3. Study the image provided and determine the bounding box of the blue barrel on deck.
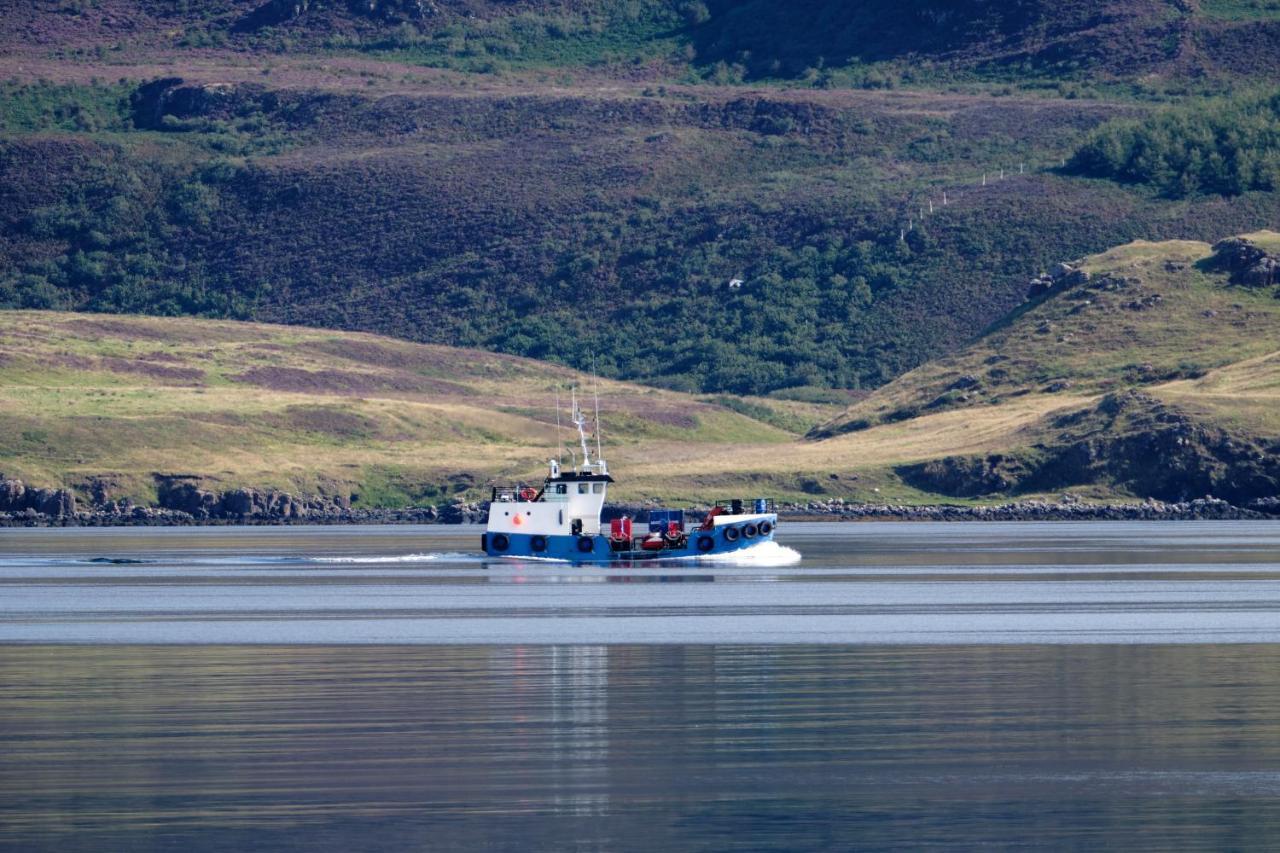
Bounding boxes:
[754,498,767,514]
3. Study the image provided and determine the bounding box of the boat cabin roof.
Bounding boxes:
[546,472,614,484]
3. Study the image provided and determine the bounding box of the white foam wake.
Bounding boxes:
[684,541,803,567]
[309,553,452,564]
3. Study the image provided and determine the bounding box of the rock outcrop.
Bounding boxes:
[154,477,358,521]
[1213,237,1280,288]
[0,478,76,518]
[779,496,1268,522]
[1027,261,1090,300]
[131,79,281,130]
[897,392,1280,505]
[0,473,478,527]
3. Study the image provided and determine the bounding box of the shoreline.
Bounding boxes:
[3,496,1276,527]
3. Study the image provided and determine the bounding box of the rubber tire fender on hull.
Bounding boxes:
[723,526,740,542]
[759,520,773,536]
[577,536,595,553]
[531,535,548,553]
[490,533,510,552]
[697,535,715,552]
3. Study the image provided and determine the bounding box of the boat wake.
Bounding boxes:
[307,552,481,565]
[683,541,802,567]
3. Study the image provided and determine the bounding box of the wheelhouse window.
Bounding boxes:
[593,483,604,493]
[578,483,590,494]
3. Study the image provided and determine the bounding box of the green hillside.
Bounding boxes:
[4,74,1279,397]
[3,231,1277,511]
[3,1,1280,400]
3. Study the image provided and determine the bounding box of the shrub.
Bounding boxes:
[1068,90,1280,197]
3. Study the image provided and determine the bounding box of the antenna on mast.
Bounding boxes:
[570,386,593,473]
[567,387,578,470]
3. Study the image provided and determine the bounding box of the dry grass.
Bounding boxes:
[819,235,1280,437]
[1153,348,1280,434]
[623,395,1090,501]
[0,310,833,504]
[0,309,1112,504]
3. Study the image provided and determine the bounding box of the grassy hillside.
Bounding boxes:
[1,3,1278,408]
[0,309,839,506]
[5,69,1280,397]
[810,232,1280,503]
[5,226,1278,511]
[0,306,1136,508]
[816,234,1280,434]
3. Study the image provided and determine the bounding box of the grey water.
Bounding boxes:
[3,521,1280,849]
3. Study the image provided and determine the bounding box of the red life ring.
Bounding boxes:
[519,487,538,501]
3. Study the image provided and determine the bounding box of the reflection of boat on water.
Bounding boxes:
[481,390,778,564]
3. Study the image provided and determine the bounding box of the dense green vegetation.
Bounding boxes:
[3,1,1280,398]
[3,73,1279,396]
[85,0,1273,91]
[323,2,690,73]
[0,81,131,133]
[1200,0,1280,21]
[1069,91,1280,197]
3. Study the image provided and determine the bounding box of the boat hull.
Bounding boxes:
[483,515,778,563]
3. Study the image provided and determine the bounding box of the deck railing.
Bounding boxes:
[713,498,777,515]
[491,484,540,503]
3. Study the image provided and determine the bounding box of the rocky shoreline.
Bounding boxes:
[2,476,1277,528]
[779,496,1280,522]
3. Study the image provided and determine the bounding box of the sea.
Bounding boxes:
[3,521,1280,850]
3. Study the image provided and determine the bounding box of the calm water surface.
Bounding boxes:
[3,522,1280,849]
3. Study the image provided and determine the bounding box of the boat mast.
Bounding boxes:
[571,387,593,473]
[551,385,564,478]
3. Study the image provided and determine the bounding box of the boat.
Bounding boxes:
[481,390,778,563]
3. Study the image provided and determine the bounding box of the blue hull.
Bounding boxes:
[483,517,778,564]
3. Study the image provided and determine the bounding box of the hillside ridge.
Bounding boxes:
[3,229,1278,517]
[810,231,1280,503]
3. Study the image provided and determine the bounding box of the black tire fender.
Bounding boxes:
[491,533,510,552]
[743,523,759,539]
[577,536,595,553]
[697,535,715,552]
[531,535,548,553]
[723,526,740,542]
[758,520,773,536]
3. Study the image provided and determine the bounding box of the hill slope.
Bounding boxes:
[4,1,1280,399]
[4,228,1279,515]
[0,309,835,509]
[6,0,1276,82]
[6,70,1280,398]
[810,231,1280,503]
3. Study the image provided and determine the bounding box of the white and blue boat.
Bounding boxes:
[482,392,777,563]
